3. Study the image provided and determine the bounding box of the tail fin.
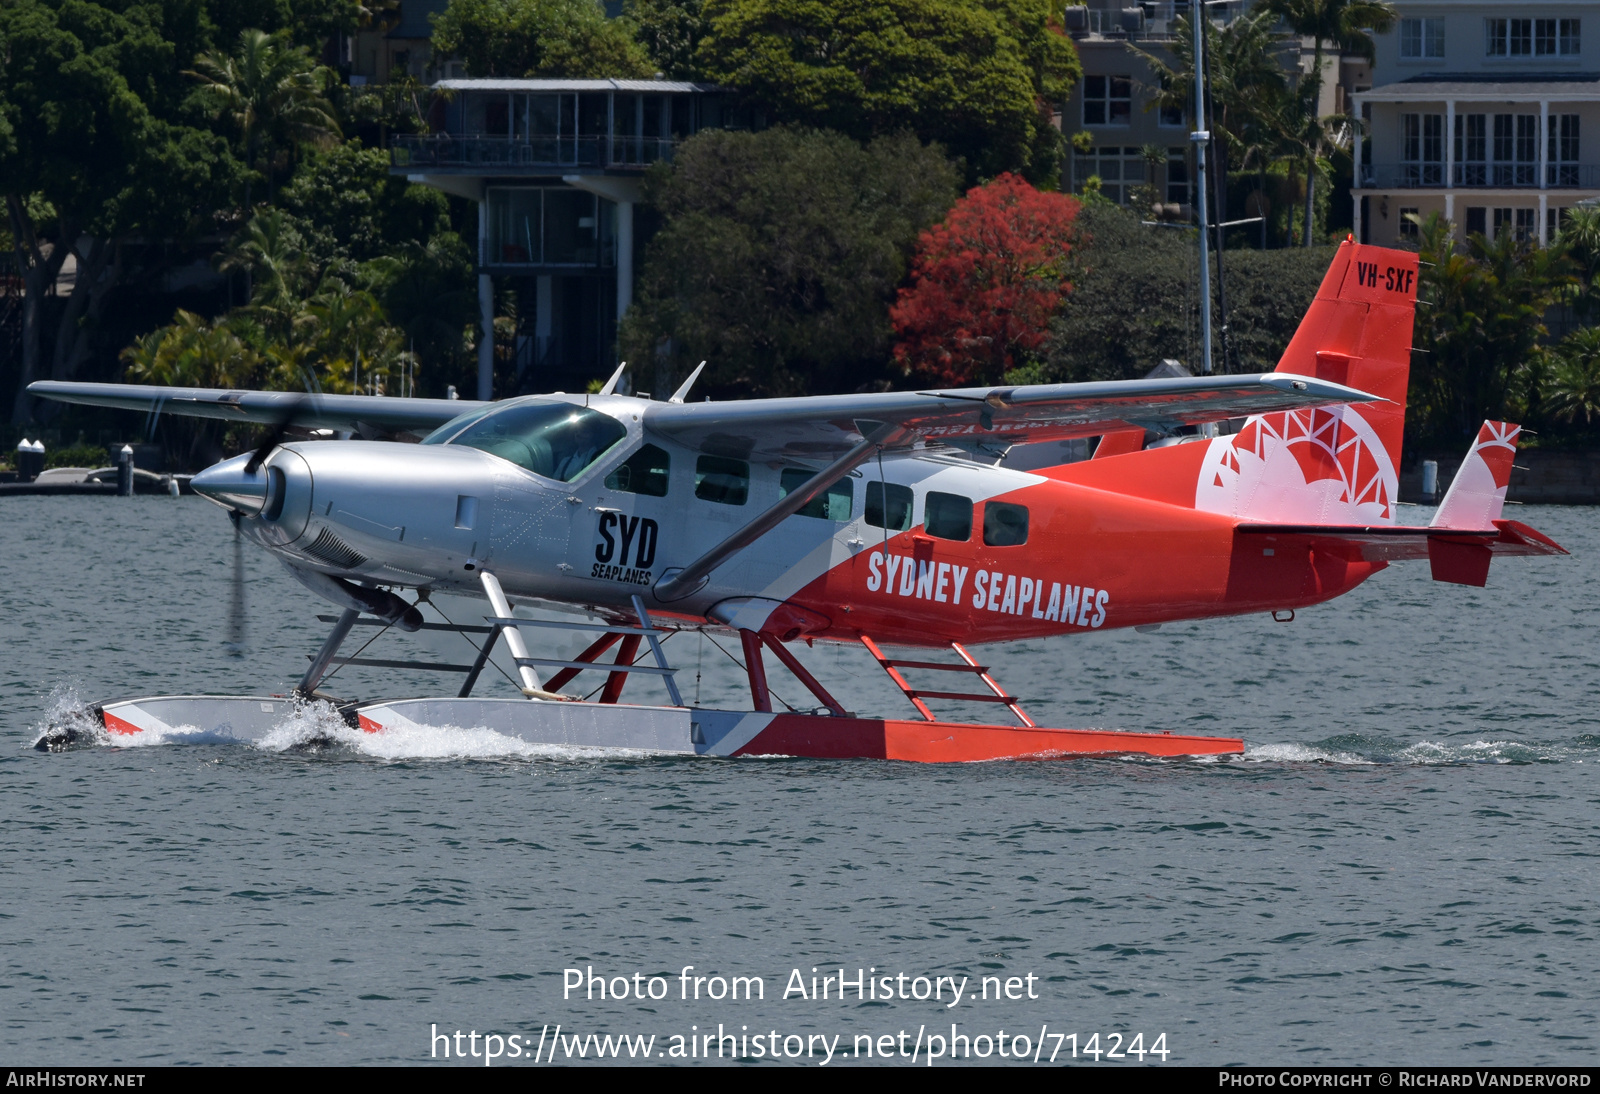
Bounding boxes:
[1191,239,1418,524]
[1432,421,1520,530]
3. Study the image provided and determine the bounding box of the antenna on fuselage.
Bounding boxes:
[597,361,628,396]
[668,361,707,404]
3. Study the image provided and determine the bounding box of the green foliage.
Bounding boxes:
[279,141,450,261]
[619,127,960,397]
[626,0,709,78]
[1031,203,1332,384]
[45,443,114,469]
[1548,327,1600,428]
[1410,212,1575,444]
[187,28,342,203]
[695,0,1080,184]
[430,0,654,78]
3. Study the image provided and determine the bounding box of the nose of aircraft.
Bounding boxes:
[191,453,268,515]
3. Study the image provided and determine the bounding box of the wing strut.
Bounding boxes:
[653,422,906,602]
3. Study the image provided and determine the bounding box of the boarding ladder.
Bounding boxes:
[859,636,1035,728]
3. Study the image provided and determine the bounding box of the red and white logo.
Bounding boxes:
[1194,406,1399,524]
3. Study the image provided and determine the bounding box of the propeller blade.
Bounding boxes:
[223,511,247,658]
[243,394,308,474]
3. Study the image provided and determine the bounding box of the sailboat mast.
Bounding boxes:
[1192,1,1214,375]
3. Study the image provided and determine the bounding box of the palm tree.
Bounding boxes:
[1549,327,1600,427]
[1132,11,1290,240]
[1259,0,1397,244]
[188,29,342,206]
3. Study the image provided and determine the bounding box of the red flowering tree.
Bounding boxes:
[891,173,1081,386]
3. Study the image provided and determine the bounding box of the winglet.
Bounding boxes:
[1432,421,1520,530]
[669,361,707,404]
[598,361,628,396]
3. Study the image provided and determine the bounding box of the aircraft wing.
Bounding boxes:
[643,373,1379,460]
[26,381,487,438]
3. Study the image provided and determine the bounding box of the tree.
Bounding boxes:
[1409,212,1574,443]
[188,29,342,207]
[0,0,242,423]
[695,0,1080,184]
[1546,328,1600,429]
[1133,10,1291,241]
[1028,202,1334,384]
[891,173,1079,386]
[619,127,959,397]
[626,0,710,78]
[1259,0,1395,245]
[278,140,451,262]
[430,0,654,78]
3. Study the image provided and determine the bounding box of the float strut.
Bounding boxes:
[545,631,622,694]
[479,571,548,697]
[600,635,641,704]
[297,608,359,697]
[456,624,504,699]
[739,629,772,713]
[760,633,846,716]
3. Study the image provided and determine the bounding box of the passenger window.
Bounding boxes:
[694,455,749,505]
[605,443,670,496]
[924,491,973,541]
[983,501,1029,546]
[780,468,852,521]
[865,481,913,531]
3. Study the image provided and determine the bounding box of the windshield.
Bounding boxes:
[423,401,626,482]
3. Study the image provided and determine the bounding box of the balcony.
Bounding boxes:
[1063,2,1245,42]
[1360,162,1600,189]
[391,134,674,172]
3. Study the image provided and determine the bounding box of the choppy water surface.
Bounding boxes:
[2,497,1596,1065]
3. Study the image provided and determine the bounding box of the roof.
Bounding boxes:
[1358,72,1600,99]
[432,78,720,93]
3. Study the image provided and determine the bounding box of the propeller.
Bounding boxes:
[223,510,247,658]
[244,394,308,475]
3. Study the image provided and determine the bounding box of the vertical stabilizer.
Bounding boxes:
[1432,421,1520,530]
[1191,240,1418,524]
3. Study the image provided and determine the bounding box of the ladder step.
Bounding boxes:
[909,690,1017,703]
[514,656,677,676]
[317,656,478,672]
[490,616,663,636]
[885,659,990,673]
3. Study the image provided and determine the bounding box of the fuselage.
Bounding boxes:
[219,393,1381,649]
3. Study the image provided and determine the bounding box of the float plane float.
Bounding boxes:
[29,241,1565,760]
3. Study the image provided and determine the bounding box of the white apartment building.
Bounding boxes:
[1354,4,1600,245]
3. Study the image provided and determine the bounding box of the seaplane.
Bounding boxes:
[27,240,1567,760]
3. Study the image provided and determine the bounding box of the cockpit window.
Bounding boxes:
[423,401,626,482]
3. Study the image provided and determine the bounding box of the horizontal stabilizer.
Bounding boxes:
[1237,519,1567,587]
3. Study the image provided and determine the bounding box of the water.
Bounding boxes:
[2,497,1596,1065]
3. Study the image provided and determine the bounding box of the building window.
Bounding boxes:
[1167,148,1189,204]
[1399,207,1419,239]
[1534,18,1581,55]
[1074,146,1148,204]
[1466,206,1487,236]
[1492,114,1537,186]
[1082,75,1132,126]
[1402,113,1443,185]
[1159,101,1185,127]
[1549,206,1571,238]
[486,187,616,267]
[1401,18,1445,59]
[1493,207,1536,242]
[1549,114,1580,185]
[1486,18,1534,56]
[1455,113,1487,185]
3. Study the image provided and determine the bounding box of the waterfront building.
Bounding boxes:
[390,79,751,399]
[1354,4,1600,245]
